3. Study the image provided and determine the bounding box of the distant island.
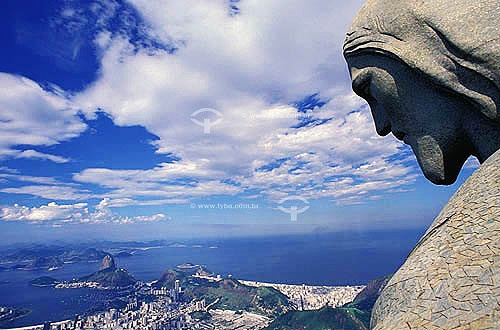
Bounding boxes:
[29,276,60,287]
[176,262,199,269]
[167,243,187,248]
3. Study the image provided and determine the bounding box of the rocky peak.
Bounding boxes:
[100,254,116,271]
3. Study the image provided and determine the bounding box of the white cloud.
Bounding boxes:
[112,214,169,225]
[69,110,416,204]
[73,161,242,201]
[0,200,170,225]
[0,185,92,201]
[0,202,89,223]
[0,173,61,185]
[13,149,70,163]
[0,167,19,174]
[0,73,87,160]
[2,1,420,209]
[67,0,419,206]
[96,197,188,208]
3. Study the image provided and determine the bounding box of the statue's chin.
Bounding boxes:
[406,135,459,185]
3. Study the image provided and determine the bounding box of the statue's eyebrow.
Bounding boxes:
[343,39,385,56]
[379,31,403,42]
[343,34,367,47]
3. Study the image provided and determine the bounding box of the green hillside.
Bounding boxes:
[203,279,291,316]
[264,306,368,330]
[156,268,189,287]
[156,269,291,317]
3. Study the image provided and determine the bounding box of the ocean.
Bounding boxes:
[0,230,423,328]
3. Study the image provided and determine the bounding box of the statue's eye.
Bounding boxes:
[352,71,372,100]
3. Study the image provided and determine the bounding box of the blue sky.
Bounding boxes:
[0,0,479,243]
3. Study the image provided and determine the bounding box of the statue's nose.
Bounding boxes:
[370,104,391,136]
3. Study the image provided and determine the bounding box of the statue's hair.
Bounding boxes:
[343,0,500,124]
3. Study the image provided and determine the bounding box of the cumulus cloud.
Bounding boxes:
[0,173,61,185]
[0,185,92,201]
[69,109,416,205]
[96,197,188,208]
[0,73,86,160]
[67,0,420,206]
[0,171,92,200]
[0,202,89,223]
[0,200,170,225]
[2,0,421,209]
[0,167,19,174]
[12,150,70,163]
[73,161,242,202]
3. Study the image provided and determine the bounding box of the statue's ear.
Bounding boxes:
[456,87,499,125]
[426,64,499,125]
[447,62,500,124]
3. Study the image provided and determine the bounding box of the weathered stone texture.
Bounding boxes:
[371,150,500,329]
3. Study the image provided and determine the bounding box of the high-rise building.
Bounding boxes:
[72,315,80,330]
[109,309,118,320]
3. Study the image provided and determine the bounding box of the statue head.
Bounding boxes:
[343,0,500,185]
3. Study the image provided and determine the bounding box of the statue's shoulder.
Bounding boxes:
[424,149,500,236]
[371,149,500,329]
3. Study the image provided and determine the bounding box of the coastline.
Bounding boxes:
[0,278,366,329]
[0,309,32,329]
[0,318,68,330]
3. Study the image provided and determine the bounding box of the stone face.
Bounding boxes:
[370,150,500,329]
[342,0,500,328]
[343,0,500,185]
